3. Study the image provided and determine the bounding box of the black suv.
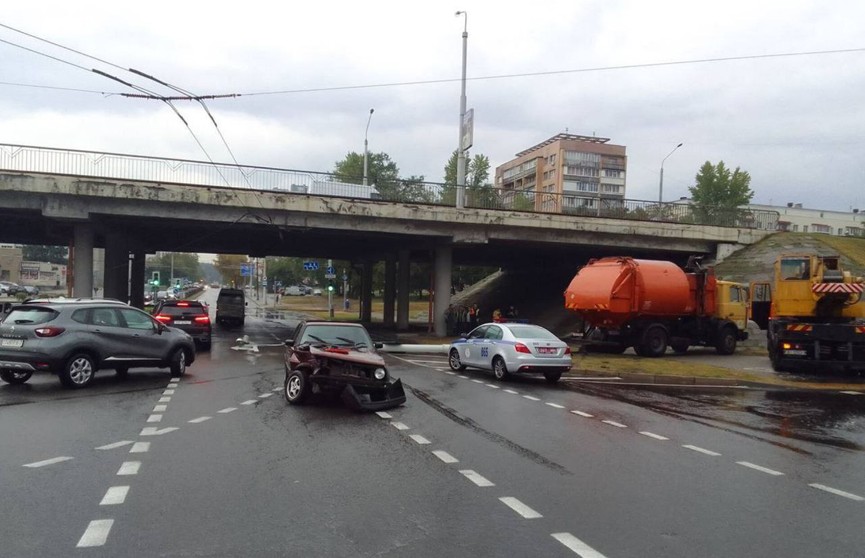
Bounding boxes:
[0,299,195,388]
[283,321,405,411]
[152,300,212,349]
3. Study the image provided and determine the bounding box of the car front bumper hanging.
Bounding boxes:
[341,378,407,412]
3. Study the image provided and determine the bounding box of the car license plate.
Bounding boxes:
[538,347,556,354]
[174,320,191,325]
[784,349,807,356]
[1,339,24,348]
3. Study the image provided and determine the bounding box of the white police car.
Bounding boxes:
[448,322,572,383]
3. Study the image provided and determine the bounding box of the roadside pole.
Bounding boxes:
[327,259,334,319]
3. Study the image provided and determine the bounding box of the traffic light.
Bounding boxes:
[327,281,335,293]
[151,271,160,286]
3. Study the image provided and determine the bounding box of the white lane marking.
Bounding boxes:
[840,391,863,395]
[96,441,133,451]
[272,387,283,392]
[218,407,238,414]
[241,399,258,405]
[551,532,608,557]
[375,411,392,419]
[146,414,163,423]
[409,434,431,445]
[602,420,627,428]
[189,416,212,424]
[99,486,130,505]
[545,402,565,409]
[391,422,410,431]
[485,383,500,389]
[158,397,171,403]
[504,389,519,395]
[444,371,457,376]
[117,461,141,475]
[168,378,180,383]
[736,461,785,476]
[23,456,73,468]
[163,389,175,395]
[408,359,448,365]
[471,379,484,384]
[570,410,594,418]
[499,497,543,519]
[76,519,114,548]
[683,444,721,456]
[458,375,469,379]
[129,442,150,454]
[809,483,865,501]
[153,404,168,413]
[639,431,669,441]
[432,450,459,464]
[523,395,540,401]
[258,393,273,398]
[459,469,495,487]
[140,426,178,436]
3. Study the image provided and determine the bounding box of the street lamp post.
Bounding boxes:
[363,108,374,187]
[659,142,683,204]
[455,10,468,209]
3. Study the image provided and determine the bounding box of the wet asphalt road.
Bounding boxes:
[1,294,864,557]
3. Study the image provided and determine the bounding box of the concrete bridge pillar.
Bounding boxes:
[103,233,129,301]
[360,260,373,323]
[383,254,396,328]
[397,250,410,330]
[129,250,146,308]
[433,244,452,337]
[72,224,94,298]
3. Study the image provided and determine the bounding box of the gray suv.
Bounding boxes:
[0,299,195,388]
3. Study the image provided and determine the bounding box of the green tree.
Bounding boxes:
[22,244,68,264]
[442,151,496,207]
[688,161,754,226]
[145,252,201,286]
[213,254,248,288]
[333,151,399,193]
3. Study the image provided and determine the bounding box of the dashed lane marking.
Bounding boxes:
[129,442,150,454]
[189,416,212,424]
[146,414,163,423]
[218,407,238,414]
[459,469,495,487]
[157,397,171,403]
[99,486,130,506]
[639,431,669,441]
[458,375,469,379]
[809,484,864,501]
[23,456,73,468]
[471,379,484,384]
[163,389,175,395]
[551,532,608,557]
[504,389,519,395]
[140,426,178,436]
[391,422,410,431]
[409,434,431,445]
[840,391,863,395]
[523,395,541,401]
[169,378,180,383]
[272,387,283,392]
[683,444,721,456]
[602,420,627,428]
[545,402,565,409]
[96,441,133,451]
[432,450,459,464]
[153,405,167,413]
[485,383,500,388]
[570,410,594,418]
[258,393,273,399]
[240,399,258,405]
[444,371,457,375]
[736,461,784,476]
[76,519,113,548]
[499,497,543,519]
[116,461,141,476]
[375,411,392,419]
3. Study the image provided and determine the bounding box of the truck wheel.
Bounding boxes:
[492,357,510,381]
[715,327,737,355]
[0,369,32,384]
[285,370,310,404]
[671,340,689,354]
[639,326,668,358]
[59,354,95,388]
[448,349,467,371]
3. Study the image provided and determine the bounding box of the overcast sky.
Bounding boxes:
[2,0,865,212]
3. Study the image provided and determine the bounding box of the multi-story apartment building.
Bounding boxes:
[748,202,865,237]
[494,133,627,213]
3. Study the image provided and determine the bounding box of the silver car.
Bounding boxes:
[448,322,572,383]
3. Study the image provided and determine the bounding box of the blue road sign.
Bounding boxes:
[240,263,251,277]
[303,261,320,271]
[326,266,335,274]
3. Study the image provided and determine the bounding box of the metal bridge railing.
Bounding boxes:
[0,143,779,230]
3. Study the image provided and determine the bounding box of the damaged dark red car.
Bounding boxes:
[283,321,406,411]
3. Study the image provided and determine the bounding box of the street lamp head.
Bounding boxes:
[455,10,463,15]
[369,108,374,115]
[677,142,683,148]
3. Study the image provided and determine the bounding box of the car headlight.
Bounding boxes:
[373,368,386,380]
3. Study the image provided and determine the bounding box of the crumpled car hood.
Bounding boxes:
[309,345,385,367]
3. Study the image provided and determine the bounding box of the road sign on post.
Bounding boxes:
[327,259,334,319]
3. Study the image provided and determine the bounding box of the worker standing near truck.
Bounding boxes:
[564,256,749,357]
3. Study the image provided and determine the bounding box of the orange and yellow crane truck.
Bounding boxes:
[563,256,749,357]
[763,254,865,373]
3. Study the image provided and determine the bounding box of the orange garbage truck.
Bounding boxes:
[564,256,749,357]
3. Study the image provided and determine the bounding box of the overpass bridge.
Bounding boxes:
[0,144,778,335]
